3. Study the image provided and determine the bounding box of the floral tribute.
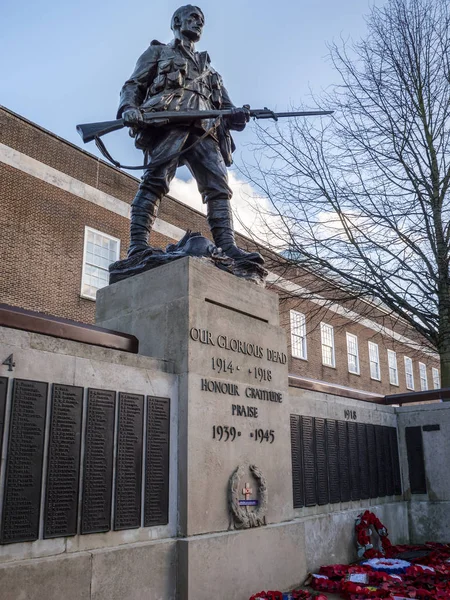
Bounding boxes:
[248,512,450,600]
[249,591,327,600]
[355,511,394,559]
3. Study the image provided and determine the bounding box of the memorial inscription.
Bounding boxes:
[1,379,48,544]
[0,377,8,460]
[194,324,286,453]
[114,392,144,530]
[200,378,283,403]
[81,388,115,535]
[44,384,83,538]
[144,396,170,527]
[190,328,287,363]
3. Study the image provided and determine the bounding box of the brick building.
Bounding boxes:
[0,105,440,398]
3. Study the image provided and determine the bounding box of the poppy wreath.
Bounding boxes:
[249,591,327,600]
[319,564,352,579]
[249,592,285,600]
[362,558,411,574]
[310,574,342,593]
[355,511,394,559]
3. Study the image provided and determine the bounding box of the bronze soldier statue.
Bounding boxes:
[76,6,332,279]
[118,5,263,263]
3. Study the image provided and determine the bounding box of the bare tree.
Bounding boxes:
[242,0,450,385]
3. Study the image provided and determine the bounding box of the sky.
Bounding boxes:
[1,0,384,221]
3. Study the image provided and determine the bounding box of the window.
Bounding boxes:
[290,310,307,360]
[320,323,335,367]
[346,333,360,374]
[368,342,381,380]
[419,363,428,391]
[432,367,440,390]
[404,357,414,390]
[387,350,399,386]
[81,227,120,300]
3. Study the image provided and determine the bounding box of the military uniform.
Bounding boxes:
[118,38,254,259]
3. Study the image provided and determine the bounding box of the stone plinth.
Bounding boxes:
[96,257,295,595]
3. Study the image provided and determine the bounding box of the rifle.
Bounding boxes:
[76,107,333,144]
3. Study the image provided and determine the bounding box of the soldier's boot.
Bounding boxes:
[128,191,161,258]
[207,199,264,264]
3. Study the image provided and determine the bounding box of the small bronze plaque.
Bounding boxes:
[81,389,115,534]
[144,397,170,527]
[1,379,48,544]
[114,393,144,530]
[423,424,440,432]
[0,377,8,460]
[44,384,83,538]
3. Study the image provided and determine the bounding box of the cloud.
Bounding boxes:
[168,175,205,214]
[168,171,285,248]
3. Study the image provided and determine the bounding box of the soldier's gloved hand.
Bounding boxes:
[122,108,143,126]
[227,106,250,131]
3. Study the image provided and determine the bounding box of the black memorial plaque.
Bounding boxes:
[44,384,83,538]
[144,396,170,527]
[1,379,48,543]
[114,393,144,530]
[348,421,361,500]
[0,377,8,461]
[301,416,317,507]
[383,427,395,496]
[405,426,427,494]
[389,427,402,495]
[366,424,378,498]
[326,419,341,504]
[290,415,304,508]
[337,421,351,502]
[81,389,115,534]
[315,418,329,505]
[357,423,370,500]
[376,425,387,497]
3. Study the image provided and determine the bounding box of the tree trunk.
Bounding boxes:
[439,337,450,391]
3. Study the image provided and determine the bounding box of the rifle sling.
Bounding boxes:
[94,116,221,171]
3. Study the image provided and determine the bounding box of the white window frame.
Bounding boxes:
[290,310,307,360]
[432,367,440,390]
[346,333,360,375]
[387,350,399,386]
[368,342,381,381]
[419,362,428,391]
[404,356,414,390]
[320,322,335,367]
[81,226,121,300]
